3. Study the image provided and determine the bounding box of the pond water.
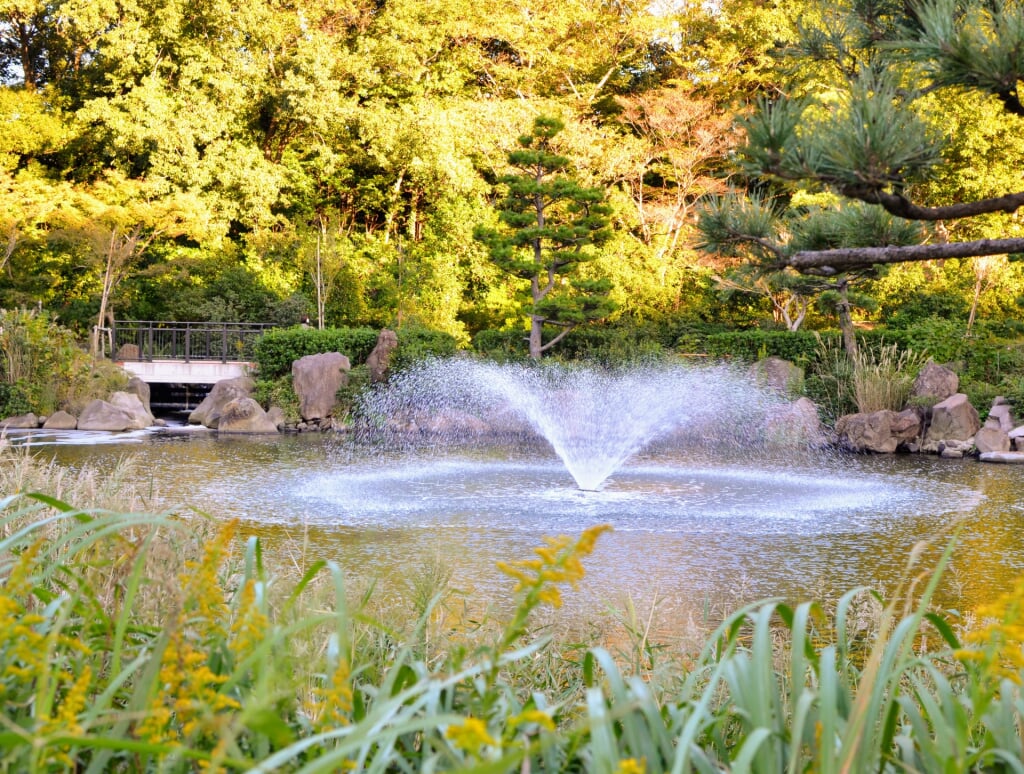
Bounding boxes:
[14,423,1024,631]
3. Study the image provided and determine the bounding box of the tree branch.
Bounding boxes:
[840,187,1024,221]
[785,237,1024,274]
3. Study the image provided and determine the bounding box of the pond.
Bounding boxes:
[15,422,1024,634]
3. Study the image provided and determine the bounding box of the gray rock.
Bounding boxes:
[0,413,39,429]
[189,376,255,428]
[366,329,399,384]
[108,391,154,429]
[764,397,825,446]
[924,393,980,443]
[42,410,77,430]
[988,402,1016,432]
[980,451,1024,463]
[126,376,152,416]
[216,397,280,433]
[292,352,350,420]
[266,406,286,429]
[836,409,920,453]
[912,361,959,404]
[77,400,137,431]
[975,425,1011,454]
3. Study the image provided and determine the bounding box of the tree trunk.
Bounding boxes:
[529,315,543,360]
[836,279,858,358]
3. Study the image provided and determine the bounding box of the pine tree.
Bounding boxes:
[475,116,616,359]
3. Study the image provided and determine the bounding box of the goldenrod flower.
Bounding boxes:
[957,573,1024,683]
[615,757,647,774]
[446,716,498,758]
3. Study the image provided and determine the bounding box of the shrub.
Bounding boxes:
[851,342,927,413]
[390,324,460,372]
[252,375,301,424]
[252,326,380,379]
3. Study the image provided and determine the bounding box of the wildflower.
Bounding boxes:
[507,708,556,733]
[615,757,647,774]
[957,574,1024,683]
[306,655,353,730]
[138,522,241,746]
[446,716,498,759]
[229,578,270,662]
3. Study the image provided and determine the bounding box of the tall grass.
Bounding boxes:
[2,448,1024,771]
[810,335,927,417]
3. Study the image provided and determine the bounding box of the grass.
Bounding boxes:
[2,445,1024,772]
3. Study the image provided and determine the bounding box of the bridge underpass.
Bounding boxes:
[109,321,274,411]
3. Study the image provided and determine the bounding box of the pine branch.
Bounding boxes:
[785,237,1024,275]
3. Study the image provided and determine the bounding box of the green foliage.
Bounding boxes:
[389,325,460,373]
[4,468,1024,772]
[252,327,380,380]
[0,308,127,416]
[252,375,300,424]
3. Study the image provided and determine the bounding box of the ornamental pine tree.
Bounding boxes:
[475,116,615,360]
[697,0,1024,349]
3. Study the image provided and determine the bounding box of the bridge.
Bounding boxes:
[110,320,274,385]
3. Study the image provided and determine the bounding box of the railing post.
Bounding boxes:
[184,325,191,363]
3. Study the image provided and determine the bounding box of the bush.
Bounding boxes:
[252,375,301,424]
[252,326,380,379]
[390,324,460,372]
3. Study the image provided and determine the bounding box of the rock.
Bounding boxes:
[188,376,255,428]
[292,352,350,420]
[0,413,38,429]
[836,409,920,453]
[975,425,1011,454]
[108,391,154,429]
[77,400,137,431]
[912,361,959,404]
[1011,425,1024,451]
[980,451,1024,463]
[925,393,981,443]
[764,397,825,446]
[216,397,280,433]
[42,410,77,430]
[266,406,286,429]
[988,402,1016,432]
[366,329,399,384]
[126,376,153,416]
[115,343,140,360]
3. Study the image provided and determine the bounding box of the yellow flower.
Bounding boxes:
[508,708,556,733]
[957,573,1024,683]
[446,716,498,758]
[229,578,270,661]
[306,656,353,730]
[615,757,647,774]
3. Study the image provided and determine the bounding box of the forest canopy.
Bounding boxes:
[1,0,1023,352]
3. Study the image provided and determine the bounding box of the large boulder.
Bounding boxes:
[366,329,399,384]
[0,413,38,429]
[764,397,826,446]
[924,393,980,444]
[126,376,153,416]
[78,400,137,431]
[750,357,804,396]
[292,352,350,421]
[42,410,77,430]
[108,391,154,428]
[987,398,1016,433]
[1011,425,1024,451]
[911,361,959,404]
[836,409,920,453]
[975,421,1011,454]
[216,397,280,433]
[188,376,255,428]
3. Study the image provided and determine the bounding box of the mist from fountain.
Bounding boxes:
[359,358,787,490]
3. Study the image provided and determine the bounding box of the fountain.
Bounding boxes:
[358,358,787,491]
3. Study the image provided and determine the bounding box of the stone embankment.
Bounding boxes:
[0,328,399,435]
[831,360,1024,463]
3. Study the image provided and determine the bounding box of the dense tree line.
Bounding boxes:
[1,0,1022,354]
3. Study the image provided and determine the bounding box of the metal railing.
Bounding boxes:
[110,321,275,363]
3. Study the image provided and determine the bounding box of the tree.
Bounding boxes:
[475,116,616,359]
[697,0,1024,292]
